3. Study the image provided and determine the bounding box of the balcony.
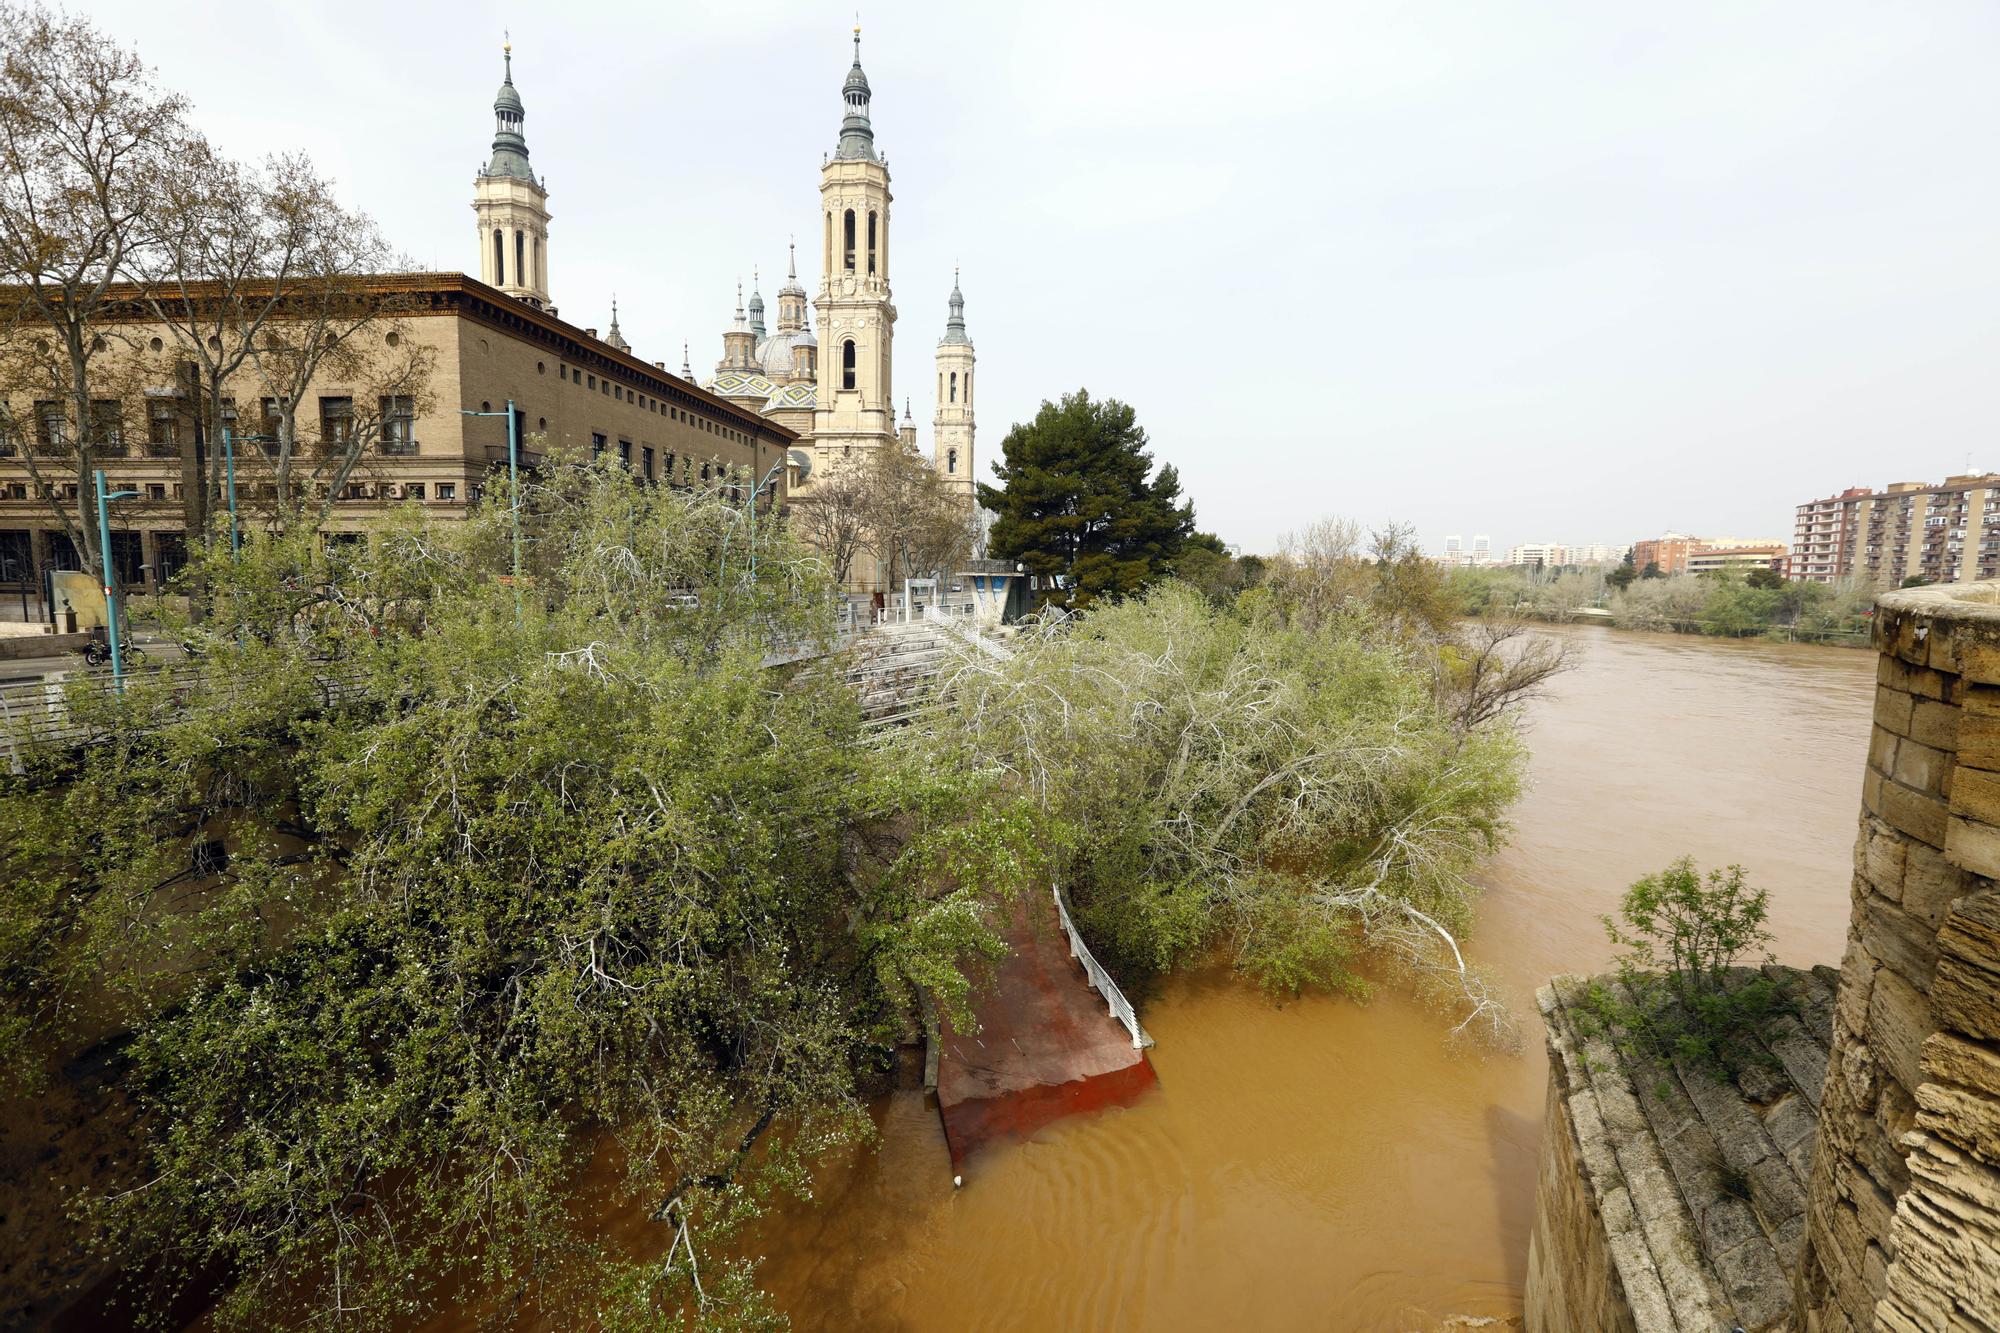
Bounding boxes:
[483,444,544,469]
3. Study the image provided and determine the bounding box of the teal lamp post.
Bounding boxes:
[460,400,522,621]
[93,469,140,687]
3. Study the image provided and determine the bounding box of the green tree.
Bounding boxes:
[1580,858,1784,1072]
[1744,566,1784,590]
[2,455,1036,1330]
[978,389,1194,608]
[1641,561,1664,580]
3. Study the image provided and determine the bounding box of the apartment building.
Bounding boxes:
[1791,475,2000,586]
[1684,543,1787,576]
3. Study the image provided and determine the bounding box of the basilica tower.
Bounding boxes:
[473,40,552,308]
[933,271,975,499]
[812,28,897,462]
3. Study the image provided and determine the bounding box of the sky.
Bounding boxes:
[73,0,2000,557]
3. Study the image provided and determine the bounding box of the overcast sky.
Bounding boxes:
[78,0,2000,555]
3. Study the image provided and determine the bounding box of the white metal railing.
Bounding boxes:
[1052,884,1153,1049]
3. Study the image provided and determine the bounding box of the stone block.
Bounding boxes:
[1918,1031,2000,1099]
[1880,780,1947,849]
[1938,889,2000,974]
[1892,738,1949,793]
[1961,682,2000,717]
[1945,815,2000,884]
[1863,767,1886,819]
[1931,959,2000,1046]
[1953,633,2000,686]
[1866,968,1934,1098]
[1880,655,1950,701]
[1876,686,1917,737]
[1861,816,1907,894]
[1950,765,2000,826]
[1861,895,1938,987]
[1869,726,1900,779]
[1910,698,1960,752]
[1905,838,1972,927]
[1957,712,2000,770]
[1836,929,1878,1040]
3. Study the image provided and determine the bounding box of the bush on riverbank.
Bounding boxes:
[922,580,1531,1046]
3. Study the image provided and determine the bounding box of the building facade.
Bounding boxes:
[1791,474,2000,587]
[1683,543,1787,576]
[0,49,795,598]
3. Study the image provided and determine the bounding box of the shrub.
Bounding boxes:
[1580,858,1785,1071]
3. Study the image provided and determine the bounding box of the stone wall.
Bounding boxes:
[1795,583,2000,1332]
[1524,1070,1639,1333]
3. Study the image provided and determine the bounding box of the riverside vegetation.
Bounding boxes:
[1447,564,1877,644]
[0,463,1563,1328]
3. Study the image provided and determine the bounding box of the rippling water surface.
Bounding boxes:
[743,626,1876,1331]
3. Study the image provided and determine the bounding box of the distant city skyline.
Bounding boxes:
[67,0,2000,555]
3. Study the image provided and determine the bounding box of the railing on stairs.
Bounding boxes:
[1052,884,1154,1049]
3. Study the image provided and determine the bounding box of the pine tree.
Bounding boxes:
[977,389,1194,608]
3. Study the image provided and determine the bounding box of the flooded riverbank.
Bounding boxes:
[742,624,1877,1330]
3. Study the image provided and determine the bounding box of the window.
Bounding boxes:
[406,482,426,501]
[664,452,675,480]
[494,230,505,285]
[841,340,856,390]
[380,395,416,455]
[3,483,25,500]
[949,372,957,403]
[867,211,877,275]
[618,439,631,466]
[437,483,456,501]
[642,446,654,480]
[144,400,177,456]
[824,210,833,273]
[587,374,596,390]
[965,370,972,404]
[90,400,124,453]
[947,448,957,474]
[601,381,609,396]
[560,364,568,381]
[592,432,607,457]
[614,386,622,401]
[259,398,283,453]
[515,231,526,289]
[0,409,14,457]
[537,361,546,375]
[319,397,354,446]
[843,209,856,271]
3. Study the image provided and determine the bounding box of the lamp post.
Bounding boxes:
[461,400,521,621]
[745,454,793,584]
[94,469,140,687]
[218,426,275,557]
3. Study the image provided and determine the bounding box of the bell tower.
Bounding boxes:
[472,39,552,308]
[933,271,975,499]
[812,26,897,459]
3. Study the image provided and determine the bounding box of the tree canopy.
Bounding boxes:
[978,389,1193,608]
[0,453,1035,1330]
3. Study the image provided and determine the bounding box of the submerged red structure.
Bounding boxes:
[934,891,1157,1173]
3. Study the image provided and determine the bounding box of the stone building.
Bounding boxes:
[0,45,795,596]
[1525,582,2000,1332]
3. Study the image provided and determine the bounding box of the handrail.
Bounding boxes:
[1052,884,1153,1049]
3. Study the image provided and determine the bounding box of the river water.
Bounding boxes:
[742,625,1877,1331]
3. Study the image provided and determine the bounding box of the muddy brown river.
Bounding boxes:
[736,625,1876,1332]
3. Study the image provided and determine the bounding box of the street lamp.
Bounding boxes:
[219,426,277,557]
[746,450,809,583]
[94,468,140,687]
[461,400,522,622]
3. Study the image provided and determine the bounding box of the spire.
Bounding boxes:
[941,267,970,345]
[731,280,748,331]
[486,36,533,181]
[903,398,913,424]
[682,341,692,379]
[835,24,877,161]
[780,239,806,297]
[605,297,630,353]
[748,267,766,337]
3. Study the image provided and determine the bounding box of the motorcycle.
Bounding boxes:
[80,636,147,668]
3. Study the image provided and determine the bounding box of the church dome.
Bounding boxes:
[755,328,816,373]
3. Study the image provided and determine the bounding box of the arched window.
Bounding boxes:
[824,212,833,273]
[947,448,957,473]
[843,210,856,272]
[841,340,857,390]
[949,371,957,404]
[965,370,971,405]
[533,236,543,290]
[515,231,525,288]
[493,229,504,285]
[866,211,877,276]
